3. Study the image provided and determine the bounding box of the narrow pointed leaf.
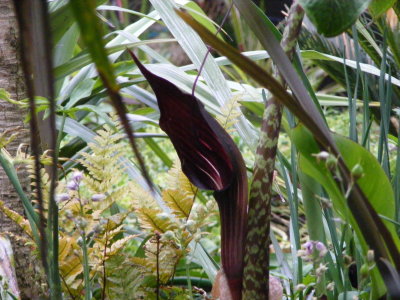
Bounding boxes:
[69,0,152,189]
[12,1,61,297]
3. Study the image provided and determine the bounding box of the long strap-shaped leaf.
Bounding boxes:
[12,1,62,298]
[177,8,400,296]
[243,4,305,298]
[149,0,256,147]
[69,0,152,191]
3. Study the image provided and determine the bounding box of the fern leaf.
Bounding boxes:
[132,185,177,233]
[0,200,32,238]
[216,94,242,134]
[135,206,177,233]
[163,160,196,218]
[162,190,193,219]
[108,234,139,256]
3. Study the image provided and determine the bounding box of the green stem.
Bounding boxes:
[185,261,193,299]
[242,2,305,298]
[78,188,91,300]
[48,113,65,299]
[82,231,92,300]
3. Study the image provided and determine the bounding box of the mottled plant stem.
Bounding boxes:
[242,3,305,299]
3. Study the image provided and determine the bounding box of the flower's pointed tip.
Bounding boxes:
[129,50,237,192]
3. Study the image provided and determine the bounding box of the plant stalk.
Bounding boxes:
[242,2,305,298]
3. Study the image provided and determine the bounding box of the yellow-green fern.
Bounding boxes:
[216,94,242,134]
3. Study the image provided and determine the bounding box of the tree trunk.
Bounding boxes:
[0,0,43,298]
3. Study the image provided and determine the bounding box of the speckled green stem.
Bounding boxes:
[242,3,305,299]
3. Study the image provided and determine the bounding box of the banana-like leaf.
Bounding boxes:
[292,125,399,243]
[369,0,397,18]
[298,0,371,37]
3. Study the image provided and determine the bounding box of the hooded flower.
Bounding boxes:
[130,50,248,299]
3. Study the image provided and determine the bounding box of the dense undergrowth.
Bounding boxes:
[1,0,400,299]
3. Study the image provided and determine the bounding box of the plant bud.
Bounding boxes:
[56,193,70,203]
[343,254,353,266]
[64,210,74,219]
[360,263,369,279]
[313,151,330,162]
[351,164,364,180]
[325,156,338,170]
[327,282,335,291]
[72,171,83,182]
[91,193,106,202]
[295,284,306,292]
[367,250,375,263]
[76,218,88,230]
[66,180,78,191]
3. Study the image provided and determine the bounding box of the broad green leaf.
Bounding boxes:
[292,125,398,297]
[298,0,371,37]
[67,78,96,108]
[53,24,79,68]
[291,124,400,245]
[369,0,396,18]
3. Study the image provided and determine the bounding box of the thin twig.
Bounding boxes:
[155,232,161,300]
[101,220,109,300]
[60,274,76,300]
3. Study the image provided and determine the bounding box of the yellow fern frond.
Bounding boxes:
[132,185,177,233]
[162,189,193,219]
[143,237,184,284]
[108,234,139,256]
[0,127,23,148]
[216,94,242,134]
[135,206,177,233]
[0,200,32,238]
[163,160,196,218]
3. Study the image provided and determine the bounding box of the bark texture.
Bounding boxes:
[0,1,43,298]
